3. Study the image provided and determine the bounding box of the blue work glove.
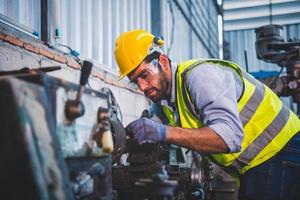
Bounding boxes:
[125,118,166,144]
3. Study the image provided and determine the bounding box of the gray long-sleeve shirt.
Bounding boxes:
[160,62,244,153]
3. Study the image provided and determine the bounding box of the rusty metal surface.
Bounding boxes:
[0,77,70,200]
[0,73,113,199]
[56,86,108,158]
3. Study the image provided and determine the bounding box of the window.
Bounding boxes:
[0,0,151,71]
[0,0,41,37]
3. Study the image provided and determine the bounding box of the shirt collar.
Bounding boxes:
[160,62,177,106]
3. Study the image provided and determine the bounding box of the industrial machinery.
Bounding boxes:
[112,139,215,200]
[0,60,232,200]
[0,61,119,200]
[255,24,300,115]
[111,110,224,200]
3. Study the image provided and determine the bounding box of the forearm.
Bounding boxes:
[166,126,230,154]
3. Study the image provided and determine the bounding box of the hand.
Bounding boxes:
[125,118,166,144]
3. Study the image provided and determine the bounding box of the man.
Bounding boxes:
[114,30,300,200]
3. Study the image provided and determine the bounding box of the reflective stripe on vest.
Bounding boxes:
[231,71,291,170]
[239,72,265,126]
[232,104,290,171]
[163,59,300,175]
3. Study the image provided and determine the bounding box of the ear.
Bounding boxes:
[158,54,170,71]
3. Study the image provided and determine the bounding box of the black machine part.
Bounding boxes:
[110,118,127,163]
[255,24,300,115]
[112,140,212,200]
[65,60,93,121]
[255,24,300,66]
[255,24,285,64]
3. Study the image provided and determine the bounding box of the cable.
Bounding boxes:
[46,40,81,66]
[100,87,123,123]
[47,39,144,100]
[47,42,143,97]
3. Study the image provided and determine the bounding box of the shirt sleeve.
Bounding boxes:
[185,63,244,152]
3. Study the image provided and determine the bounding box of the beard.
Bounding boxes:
[145,71,170,103]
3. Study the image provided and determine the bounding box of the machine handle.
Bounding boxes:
[65,60,93,121]
[97,107,114,153]
[80,61,93,86]
[101,130,114,153]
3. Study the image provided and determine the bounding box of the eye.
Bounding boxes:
[140,71,150,79]
[131,80,137,85]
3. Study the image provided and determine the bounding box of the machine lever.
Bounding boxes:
[65,60,93,121]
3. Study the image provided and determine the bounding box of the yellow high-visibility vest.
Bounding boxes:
[162,59,300,175]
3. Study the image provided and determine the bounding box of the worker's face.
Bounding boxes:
[128,55,171,102]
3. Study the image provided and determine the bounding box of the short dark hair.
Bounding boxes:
[145,51,172,68]
[145,51,161,63]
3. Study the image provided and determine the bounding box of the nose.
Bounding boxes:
[136,78,148,92]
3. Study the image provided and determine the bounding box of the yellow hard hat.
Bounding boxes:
[114,29,165,79]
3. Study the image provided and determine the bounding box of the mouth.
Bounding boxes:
[145,88,156,97]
